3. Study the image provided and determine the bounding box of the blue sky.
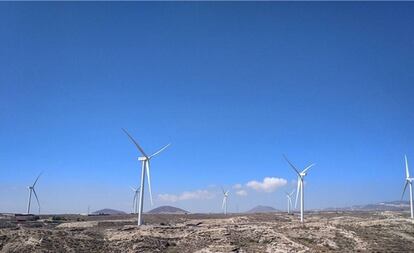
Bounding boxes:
[1,2,414,214]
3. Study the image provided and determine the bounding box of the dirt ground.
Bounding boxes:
[1,211,414,252]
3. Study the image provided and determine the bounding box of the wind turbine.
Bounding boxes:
[401,155,413,219]
[27,172,42,215]
[283,155,315,223]
[222,188,229,215]
[123,128,170,226]
[285,190,295,214]
[130,186,140,214]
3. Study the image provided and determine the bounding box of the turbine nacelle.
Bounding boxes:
[222,188,229,197]
[285,190,295,199]
[138,157,147,161]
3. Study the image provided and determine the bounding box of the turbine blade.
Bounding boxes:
[405,155,410,178]
[222,197,226,209]
[301,163,315,174]
[402,181,409,200]
[295,179,301,208]
[33,189,40,212]
[146,161,153,206]
[130,186,136,192]
[32,172,42,187]
[221,187,225,195]
[149,143,170,158]
[122,128,148,158]
[283,154,301,176]
[135,191,139,212]
[133,193,137,209]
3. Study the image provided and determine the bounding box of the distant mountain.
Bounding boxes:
[148,206,189,214]
[246,205,279,213]
[92,209,127,215]
[323,201,410,212]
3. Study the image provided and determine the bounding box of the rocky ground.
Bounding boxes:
[1,211,414,252]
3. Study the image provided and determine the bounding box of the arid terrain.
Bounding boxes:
[1,211,414,252]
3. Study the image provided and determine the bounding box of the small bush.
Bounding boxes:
[51,216,65,221]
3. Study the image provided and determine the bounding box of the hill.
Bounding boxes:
[92,209,127,215]
[246,205,279,213]
[323,201,410,212]
[148,206,189,214]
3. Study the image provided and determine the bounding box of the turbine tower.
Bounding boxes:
[402,155,414,219]
[130,186,140,214]
[222,188,229,215]
[285,190,295,214]
[283,155,315,223]
[27,172,42,215]
[123,128,170,226]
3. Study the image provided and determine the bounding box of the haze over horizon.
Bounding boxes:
[1,2,414,214]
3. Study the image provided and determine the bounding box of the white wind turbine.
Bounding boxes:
[123,128,170,226]
[130,186,140,214]
[402,155,414,219]
[283,155,315,223]
[222,188,229,215]
[27,172,42,215]
[285,190,295,214]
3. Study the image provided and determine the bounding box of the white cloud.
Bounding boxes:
[236,190,247,196]
[233,184,242,189]
[158,194,179,202]
[158,190,214,203]
[246,177,287,193]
